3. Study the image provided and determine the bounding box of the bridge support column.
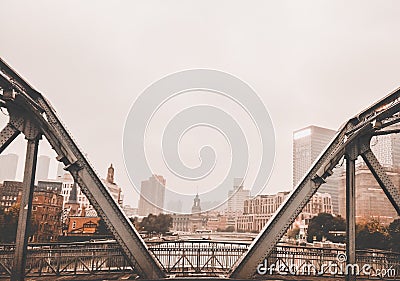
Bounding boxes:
[11,137,40,281]
[345,146,357,281]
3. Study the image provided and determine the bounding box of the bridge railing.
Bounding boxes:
[259,244,400,279]
[0,241,399,278]
[0,242,133,277]
[147,240,250,276]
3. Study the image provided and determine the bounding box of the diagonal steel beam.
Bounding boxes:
[0,58,166,279]
[0,123,20,154]
[361,149,400,215]
[230,122,373,279]
[229,127,349,279]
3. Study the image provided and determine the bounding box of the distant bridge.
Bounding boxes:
[0,58,399,280]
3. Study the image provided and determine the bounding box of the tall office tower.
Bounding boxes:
[293,125,340,214]
[138,175,166,216]
[337,130,400,224]
[338,165,400,225]
[368,131,400,167]
[0,153,18,182]
[36,155,50,182]
[227,178,250,216]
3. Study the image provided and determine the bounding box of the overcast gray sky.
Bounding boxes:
[1,1,400,209]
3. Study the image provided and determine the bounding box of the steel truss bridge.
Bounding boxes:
[0,241,399,279]
[0,58,399,280]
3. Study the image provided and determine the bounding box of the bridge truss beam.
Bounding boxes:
[0,58,165,280]
[361,148,400,215]
[231,86,400,279]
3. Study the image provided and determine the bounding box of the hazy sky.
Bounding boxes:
[1,1,400,208]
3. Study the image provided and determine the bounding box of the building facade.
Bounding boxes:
[22,189,63,242]
[60,173,92,213]
[237,191,332,233]
[36,155,51,182]
[138,175,166,216]
[338,164,400,224]
[293,125,340,214]
[227,178,250,216]
[0,181,23,211]
[172,194,207,232]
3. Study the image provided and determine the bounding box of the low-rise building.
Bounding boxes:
[0,181,23,212]
[66,216,101,236]
[237,191,333,233]
[18,189,63,242]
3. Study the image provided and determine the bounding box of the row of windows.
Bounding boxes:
[1,195,17,200]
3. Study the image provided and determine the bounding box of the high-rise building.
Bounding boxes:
[167,200,183,213]
[338,164,400,225]
[0,153,18,182]
[368,132,400,167]
[36,155,50,182]
[293,125,340,214]
[335,129,400,224]
[227,178,250,216]
[138,175,166,216]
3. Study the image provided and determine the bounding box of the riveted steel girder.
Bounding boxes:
[361,149,400,215]
[0,123,20,153]
[0,57,165,280]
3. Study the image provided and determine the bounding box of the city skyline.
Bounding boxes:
[1,2,400,207]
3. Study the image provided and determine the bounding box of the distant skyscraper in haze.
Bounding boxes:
[36,155,50,182]
[227,178,250,216]
[0,153,18,182]
[293,125,340,214]
[138,175,166,216]
[56,162,65,179]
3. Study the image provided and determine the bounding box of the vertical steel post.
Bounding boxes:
[345,155,356,281]
[11,138,40,281]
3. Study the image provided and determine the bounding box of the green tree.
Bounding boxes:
[129,216,140,229]
[95,218,111,235]
[356,219,389,250]
[139,213,172,234]
[387,219,400,252]
[287,227,300,239]
[0,204,38,243]
[307,213,346,243]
